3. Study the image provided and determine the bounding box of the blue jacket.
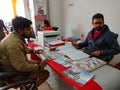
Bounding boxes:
[79,25,120,61]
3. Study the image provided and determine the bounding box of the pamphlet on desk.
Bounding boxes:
[45,40,65,50]
[62,67,95,86]
[54,56,73,67]
[68,36,80,42]
[39,49,62,60]
[73,57,107,72]
[45,40,65,47]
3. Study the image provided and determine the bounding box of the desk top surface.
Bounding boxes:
[93,65,120,90]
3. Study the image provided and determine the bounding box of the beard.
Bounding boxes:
[22,33,31,38]
[95,27,103,31]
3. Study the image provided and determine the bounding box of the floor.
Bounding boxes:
[38,82,53,90]
[9,82,53,90]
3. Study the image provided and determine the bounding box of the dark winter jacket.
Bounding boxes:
[79,25,120,62]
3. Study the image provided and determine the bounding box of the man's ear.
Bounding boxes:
[18,29,23,34]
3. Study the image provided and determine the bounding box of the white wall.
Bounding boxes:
[0,0,14,22]
[63,0,120,38]
[23,0,31,20]
[49,0,64,37]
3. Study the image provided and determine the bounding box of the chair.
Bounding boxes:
[0,70,36,90]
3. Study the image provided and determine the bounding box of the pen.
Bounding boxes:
[64,55,71,59]
[92,59,97,66]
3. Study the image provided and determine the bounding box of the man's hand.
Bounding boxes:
[91,50,102,57]
[6,31,9,35]
[34,49,43,54]
[40,59,49,68]
[72,42,80,49]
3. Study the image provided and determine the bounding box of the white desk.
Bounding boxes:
[93,65,120,90]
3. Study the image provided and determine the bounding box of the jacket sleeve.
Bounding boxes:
[26,47,33,54]
[102,34,120,56]
[78,33,90,49]
[7,41,39,72]
[78,38,88,49]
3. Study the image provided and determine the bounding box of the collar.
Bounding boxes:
[13,31,26,44]
[93,25,107,34]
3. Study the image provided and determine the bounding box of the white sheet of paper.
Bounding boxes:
[57,44,89,60]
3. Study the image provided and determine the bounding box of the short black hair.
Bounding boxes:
[12,16,32,32]
[44,20,50,26]
[92,13,104,22]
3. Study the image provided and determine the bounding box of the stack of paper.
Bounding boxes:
[45,40,65,46]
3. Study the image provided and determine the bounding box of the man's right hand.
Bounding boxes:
[40,59,49,68]
[72,42,80,49]
[90,50,102,57]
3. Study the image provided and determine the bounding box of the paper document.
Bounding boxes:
[57,44,89,60]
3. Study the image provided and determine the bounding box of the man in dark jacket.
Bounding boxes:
[74,13,120,62]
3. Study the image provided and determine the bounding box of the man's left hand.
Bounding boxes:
[34,49,43,54]
[91,50,102,57]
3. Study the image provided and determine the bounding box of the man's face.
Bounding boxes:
[92,18,104,31]
[22,27,32,38]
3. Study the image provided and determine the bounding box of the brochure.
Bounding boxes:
[74,57,107,72]
[63,67,95,85]
[54,56,73,67]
